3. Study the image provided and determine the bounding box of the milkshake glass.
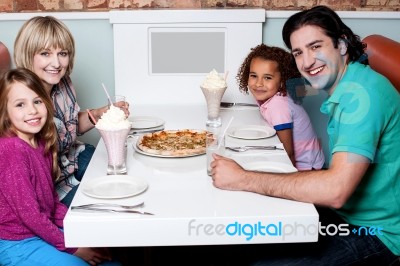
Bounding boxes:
[98,127,130,175]
[113,95,128,109]
[95,104,131,175]
[201,69,228,128]
[201,86,227,127]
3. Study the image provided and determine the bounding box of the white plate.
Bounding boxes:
[227,125,276,140]
[242,161,297,173]
[129,116,165,129]
[82,175,148,199]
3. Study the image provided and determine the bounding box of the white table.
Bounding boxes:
[64,105,319,247]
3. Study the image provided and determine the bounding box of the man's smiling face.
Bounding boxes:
[289,25,348,94]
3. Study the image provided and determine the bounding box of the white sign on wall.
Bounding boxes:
[110,9,265,105]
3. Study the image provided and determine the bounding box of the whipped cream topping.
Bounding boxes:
[201,69,227,89]
[95,105,131,131]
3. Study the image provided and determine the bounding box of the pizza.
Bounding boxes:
[136,129,208,157]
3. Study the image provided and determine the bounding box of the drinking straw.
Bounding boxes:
[87,109,97,125]
[218,116,234,149]
[102,83,113,105]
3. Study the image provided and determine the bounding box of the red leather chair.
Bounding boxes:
[363,34,400,93]
[0,41,11,73]
[364,34,400,266]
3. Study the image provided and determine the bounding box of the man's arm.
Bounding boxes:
[211,152,369,208]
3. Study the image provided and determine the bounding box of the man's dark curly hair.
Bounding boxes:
[236,44,302,96]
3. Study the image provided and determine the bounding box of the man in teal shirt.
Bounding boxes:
[211,5,399,265]
[321,61,400,255]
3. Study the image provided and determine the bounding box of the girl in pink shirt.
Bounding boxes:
[237,44,324,170]
[0,69,119,266]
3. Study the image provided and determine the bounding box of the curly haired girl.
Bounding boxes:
[236,44,324,170]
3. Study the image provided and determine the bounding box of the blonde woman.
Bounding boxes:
[14,16,129,206]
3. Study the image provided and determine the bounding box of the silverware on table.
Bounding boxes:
[71,206,154,215]
[73,202,144,209]
[226,146,284,152]
[129,127,164,136]
[220,102,258,108]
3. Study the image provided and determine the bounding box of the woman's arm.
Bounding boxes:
[77,106,107,134]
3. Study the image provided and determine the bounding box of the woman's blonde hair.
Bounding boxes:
[14,16,75,75]
[0,68,60,180]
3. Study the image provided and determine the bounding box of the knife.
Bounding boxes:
[226,146,284,152]
[71,206,154,215]
[129,127,164,135]
[220,102,258,108]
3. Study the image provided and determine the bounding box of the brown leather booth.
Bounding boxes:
[0,41,11,74]
[362,34,400,266]
[363,34,400,92]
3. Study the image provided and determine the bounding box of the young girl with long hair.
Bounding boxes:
[0,68,120,266]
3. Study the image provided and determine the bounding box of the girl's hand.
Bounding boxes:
[74,247,112,265]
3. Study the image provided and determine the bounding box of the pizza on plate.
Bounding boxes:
[137,129,207,157]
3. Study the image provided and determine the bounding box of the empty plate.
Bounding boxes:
[129,116,165,129]
[82,175,148,199]
[227,125,276,140]
[243,161,297,173]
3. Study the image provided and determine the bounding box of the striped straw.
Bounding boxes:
[102,83,113,105]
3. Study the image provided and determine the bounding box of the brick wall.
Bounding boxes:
[0,0,399,12]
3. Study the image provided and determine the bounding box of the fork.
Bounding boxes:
[220,102,258,108]
[73,201,144,209]
[71,206,154,215]
[129,127,165,136]
[226,146,284,152]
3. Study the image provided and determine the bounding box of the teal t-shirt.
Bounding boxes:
[320,62,400,255]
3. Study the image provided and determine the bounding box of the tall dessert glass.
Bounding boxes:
[95,105,131,175]
[201,69,227,128]
[98,127,130,175]
[201,86,227,127]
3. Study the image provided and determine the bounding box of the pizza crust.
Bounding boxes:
[137,129,207,157]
